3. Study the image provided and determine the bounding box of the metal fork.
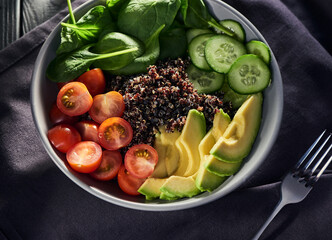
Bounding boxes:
[252,130,332,240]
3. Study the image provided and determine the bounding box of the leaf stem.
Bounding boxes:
[92,47,139,61]
[61,22,99,30]
[67,0,76,24]
[208,20,234,37]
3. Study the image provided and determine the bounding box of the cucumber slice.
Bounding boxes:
[246,40,271,64]
[221,81,248,109]
[205,35,247,73]
[188,34,215,71]
[187,64,224,94]
[228,54,271,94]
[219,19,246,42]
[186,29,213,44]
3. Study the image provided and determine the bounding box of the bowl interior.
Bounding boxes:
[31,0,283,211]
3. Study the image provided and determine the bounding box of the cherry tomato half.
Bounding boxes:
[49,103,79,125]
[125,144,158,179]
[75,120,100,143]
[66,141,102,173]
[47,124,81,153]
[76,68,106,97]
[98,117,133,150]
[90,150,122,181]
[57,82,93,116]
[89,91,125,124]
[117,165,145,196]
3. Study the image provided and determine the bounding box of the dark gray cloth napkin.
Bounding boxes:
[0,0,331,239]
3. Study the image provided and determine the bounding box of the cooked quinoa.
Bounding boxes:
[107,58,233,147]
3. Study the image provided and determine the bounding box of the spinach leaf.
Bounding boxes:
[92,32,145,71]
[47,44,138,82]
[110,25,165,75]
[117,0,181,42]
[181,0,234,36]
[106,0,130,19]
[159,27,187,60]
[56,5,115,55]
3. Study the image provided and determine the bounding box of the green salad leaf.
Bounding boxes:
[159,27,187,60]
[47,44,138,82]
[117,0,181,42]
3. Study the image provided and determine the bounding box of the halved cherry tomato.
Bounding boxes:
[76,68,106,96]
[125,144,158,178]
[89,91,125,124]
[90,150,122,181]
[57,82,93,116]
[117,165,145,196]
[49,103,79,125]
[66,141,102,173]
[75,120,100,143]
[98,117,133,150]
[57,80,73,90]
[47,124,81,153]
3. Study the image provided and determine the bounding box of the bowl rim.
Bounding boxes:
[31,0,283,211]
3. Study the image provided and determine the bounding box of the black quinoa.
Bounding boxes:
[106,58,233,147]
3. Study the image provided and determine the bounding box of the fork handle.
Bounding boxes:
[252,199,287,240]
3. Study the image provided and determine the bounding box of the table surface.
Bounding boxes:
[0,0,331,54]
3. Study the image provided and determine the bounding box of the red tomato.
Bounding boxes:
[125,144,158,179]
[57,82,93,116]
[98,117,133,150]
[49,103,79,125]
[117,165,145,196]
[56,80,73,90]
[89,91,125,124]
[76,68,106,96]
[75,120,100,143]
[47,124,81,153]
[90,150,122,181]
[66,141,102,173]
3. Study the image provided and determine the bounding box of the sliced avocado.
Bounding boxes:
[196,155,227,192]
[138,178,167,200]
[159,127,181,176]
[160,192,178,200]
[173,138,189,176]
[160,175,201,198]
[212,109,231,139]
[204,155,242,176]
[210,93,263,162]
[198,129,216,161]
[180,110,206,176]
[151,132,168,178]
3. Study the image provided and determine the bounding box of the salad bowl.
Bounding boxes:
[31,0,283,211]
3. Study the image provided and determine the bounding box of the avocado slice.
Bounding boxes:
[198,129,216,161]
[204,155,242,176]
[210,93,263,162]
[160,175,201,198]
[138,178,167,199]
[212,109,231,139]
[196,155,227,192]
[160,192,178,200]
[151,132,168,178]
[173,138,189,176]
[180,110,206,176]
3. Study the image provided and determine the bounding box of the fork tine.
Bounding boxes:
[310,141,332,174]
[315,155,332,180]
[303,133,331,171]
[294,130,326,170]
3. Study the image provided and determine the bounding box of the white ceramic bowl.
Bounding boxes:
[31,0,283,211]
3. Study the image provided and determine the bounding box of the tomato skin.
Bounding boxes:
[76,68,106,97]
[125,144,158,179]
[66,141,102,173]
[90,150,122,181]
[49,103,79,125]
[57,82,93,116]
[98,117,133,150]
[47,124,81,153]
[89,91,125,124]
[117,165,145,196]
[75,120,100,143]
